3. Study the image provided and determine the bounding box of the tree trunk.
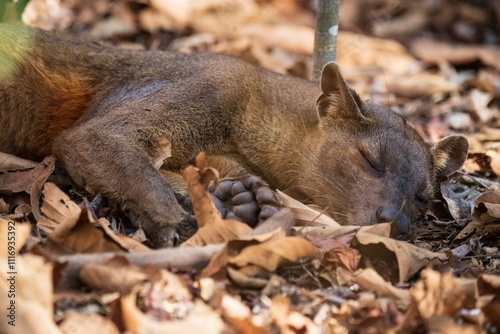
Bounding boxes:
[313,0,340,81]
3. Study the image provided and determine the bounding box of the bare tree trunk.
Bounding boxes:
[313,0,340,81]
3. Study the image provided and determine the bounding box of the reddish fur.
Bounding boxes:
[32,60,93,141]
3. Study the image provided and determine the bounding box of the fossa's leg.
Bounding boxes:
[53,111,187,247]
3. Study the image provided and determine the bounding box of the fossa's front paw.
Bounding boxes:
[127,205,187,248]
[211,176,282,227]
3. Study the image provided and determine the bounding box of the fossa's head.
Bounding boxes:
[303,63,468,237]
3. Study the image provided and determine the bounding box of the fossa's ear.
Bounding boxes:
[316,62,364,120]
[431,135,469,178]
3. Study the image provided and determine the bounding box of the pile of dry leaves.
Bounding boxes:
[1,0,499,333]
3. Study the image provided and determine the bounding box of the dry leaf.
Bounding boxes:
[323,246,361,274]
[138,8,177,33]
[226,267,268,288]
[95,218,151,253]
[237,24,314,55]
[39,182,149,253]
[400,269,468,333]
[468,89,497,123]
[440,182,473,224]
[200,216,319,278]
[300,224,391,241]
[477,274,500,327]
[354,232,448,283]
[0,155,55,195]
[385,71,455,98]
[337,31,417,76]
[453,191,500,243]
[181,153,253,246]
[354,268,411,309]
[486,149,500,176]
[229,236,321,272]
[22,0,74,30]
[277,190,340,227]
[0,152,38,171]
[372,8,428,37]
[120,287,224,334]
[59,311,119,334]
[270,296,320,334]
[37,182,81,232]
[411,38,500,70]
[88,2,137,39]
[79,256,148,293]
[220,294,269,334]
[0,198,9,213]
[474,191,500,222]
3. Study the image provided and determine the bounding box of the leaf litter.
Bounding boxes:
[1,0,500,333]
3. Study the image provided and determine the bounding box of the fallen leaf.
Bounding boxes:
[0,198,9,213]
[95,218,151,253]
[229,236,322,272]
[79,256,148,293]
[277,192,392,240]
[474,191,500,222]
[385,71,455,98]
[411,38,500,70]
[181,153,253,246]
[237,23,314,55]
[220,294,269,334]
[37,182,81,234]
[477,274,500,328]
[39,182,149,253]
[467,89,497,123]
[138,8,177,33]
[453,191,500,244]
[0,155,55,195]
[372,8,428,38]
[200,213,319,279]
[445,112,473,131]
[120,286,224,334]
[486,149,500,176]
[354,268,411,309]
[0,152,38,171]
[59,311,119,334]
[322,246,361,274]
[337,31,418,76]
[277,190,340,227]
[22,0,74,30]
[441,182,473,224]
[354,232,448,283]
[400,269,468,333]
[88,2,137,39]
[270,296,320,334]
[226,267,268,289]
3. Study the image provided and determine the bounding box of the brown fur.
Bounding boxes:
[0,24,469,246]
[25,62,93,156]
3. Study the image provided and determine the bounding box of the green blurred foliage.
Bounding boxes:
[0,0,29,22]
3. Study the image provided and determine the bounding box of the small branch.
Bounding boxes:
[54,244,224,290]
[313,0,340,80]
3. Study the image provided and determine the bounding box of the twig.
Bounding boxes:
[313,0,340,80]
